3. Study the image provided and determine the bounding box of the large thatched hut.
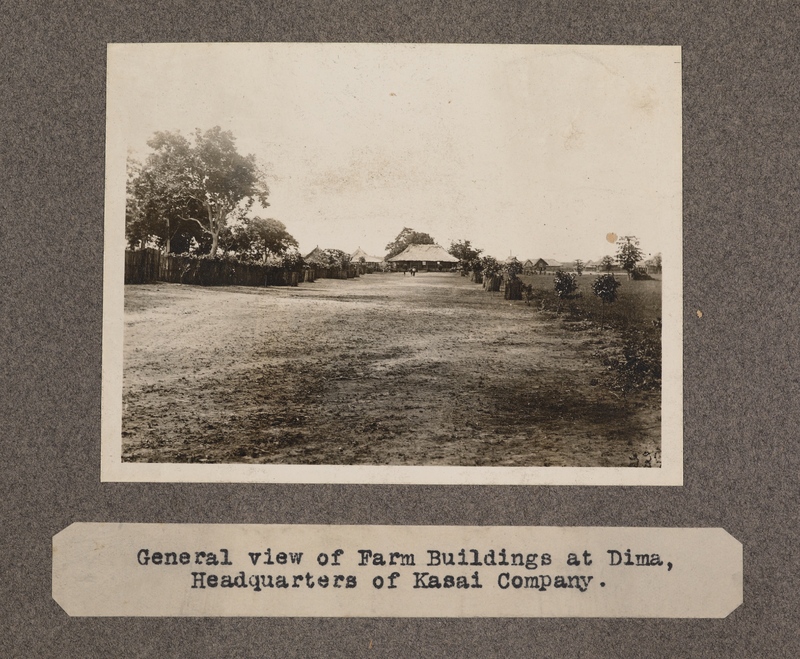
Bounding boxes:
[387,244,459,272]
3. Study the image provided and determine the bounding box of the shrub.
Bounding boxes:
[592,273,621,303]
[553,270,578,312]
[279,249,305,270]
[553,270,577,298]
[615,235,644,277]
[503,257,523,281]
[591,273,621,328]
[481,256,501,279]
[602,327,662,393]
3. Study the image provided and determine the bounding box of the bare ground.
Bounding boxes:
[122,272,660,467]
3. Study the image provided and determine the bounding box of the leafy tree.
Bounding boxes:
[448,239,483,275]
[503,257,523,281]
[125,158,151,249]
[480,256,501,278]
[553,270,578,312]
[328,249,352,269]
[652,253,663,273]
[574,259,585,276]
[615,236,644,278]
[385,227,435,259]
[125,144,206,253]
[502,257,524,300]
[306,248,351,269]
[480,256,502,292]
[225,216,298,263]
[126,127,269,257]
[279,248,304,270]
[467,257,484,279]
[591,273,622,328]
[600,255,615,272]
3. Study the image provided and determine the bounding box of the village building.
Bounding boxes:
[350,247,385,265]
[387,244,459,272]
[303,246,326,263]
[642,256,662,274]
[523,258,563,274]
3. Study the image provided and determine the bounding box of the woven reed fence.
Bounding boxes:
[125,249,358,287]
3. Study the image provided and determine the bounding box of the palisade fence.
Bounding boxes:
[124,249,359,287]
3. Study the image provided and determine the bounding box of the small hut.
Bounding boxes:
[303,246,326,263]
[350,247,385,265]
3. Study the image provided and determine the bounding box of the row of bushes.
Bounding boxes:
[471,267,662,393]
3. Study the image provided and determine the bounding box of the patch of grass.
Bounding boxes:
[519,274,662,392]
[519,274,661,331]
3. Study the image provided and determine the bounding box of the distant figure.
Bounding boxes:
[403,266,408,276]
[411,267,416,277]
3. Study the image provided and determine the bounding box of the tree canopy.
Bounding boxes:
[306,248,351,269]
[384,227,435,259]
[223,217,298,263]
[448,239,483,275]
[615,236,644,275]
[503,257,523,281]
[126,127,269,256]
[591,273,622,328]
[553,270,578,299]
[480,255,501,278]
[125,135,206,253]
[652,253,663,273]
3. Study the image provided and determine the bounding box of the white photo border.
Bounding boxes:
[101,43,682,485]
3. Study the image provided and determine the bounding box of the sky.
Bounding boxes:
[107,43,681,262]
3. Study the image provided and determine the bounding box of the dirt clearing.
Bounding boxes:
[122,273,660,467]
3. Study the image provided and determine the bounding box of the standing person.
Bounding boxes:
[403,265,407,276]
[411,267,416,277]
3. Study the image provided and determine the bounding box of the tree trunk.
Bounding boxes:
[205,199,222,258]
[163,215,172,254]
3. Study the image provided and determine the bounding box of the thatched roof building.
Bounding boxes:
[387,244,459,271]
[304,246,325,262]
[350,247,385,264]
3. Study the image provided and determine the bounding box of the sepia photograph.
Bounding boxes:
[102,43,682,484]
